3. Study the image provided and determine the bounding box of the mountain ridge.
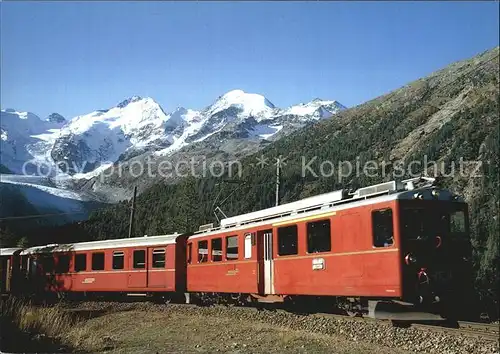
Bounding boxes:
[1,90,345,179]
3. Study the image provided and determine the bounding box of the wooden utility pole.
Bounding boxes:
[275,156,280,206]
[128,186,137,238]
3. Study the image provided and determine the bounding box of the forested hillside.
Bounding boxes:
[3,47,499,316]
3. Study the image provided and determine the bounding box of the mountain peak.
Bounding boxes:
[220,89,246,98]
[117,96,144,108]
[46,113,66,123]
[208,89,276,118]
[220,89,275,106]
[172,106,187,114]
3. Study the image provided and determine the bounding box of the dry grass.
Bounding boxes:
[1,297,74,338]
[0,297,107,352]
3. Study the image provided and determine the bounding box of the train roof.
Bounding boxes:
[19,233,182,255]
[0,247,22,256]
[189,177,464,240]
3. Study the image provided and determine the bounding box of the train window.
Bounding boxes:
[74,254,87,272]
[133,250,146,269]
[244,233,252,259]
[226,235,239,260]
[187,243,192,264]
[92,252,105,270]
[113,251,124,270]
[152,249,166,268]
[307,219,331,253]
[211,238,222,262]
[56,255,70,273]
[40,255,54,273]
[198,241,208,263]
[372,209,394,247]
[278,225,298,256]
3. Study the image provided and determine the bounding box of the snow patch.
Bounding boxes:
[248,124,283,140]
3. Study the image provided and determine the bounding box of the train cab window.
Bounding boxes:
[211,238,222,262]
[198,241,208,263]
[113,251,124,270]
[92,252,105,270]
[75,254,87,272]
[226,235,239,260]
[372,209,394,247]
[133,250,146,269]
[450,210,466,234]
[278,225,298,256]
[244,233,252,259]
[56,255,70,274]
[307,220,331,253]
[152,249,166,268]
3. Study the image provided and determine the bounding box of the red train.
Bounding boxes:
[0,178,473,320]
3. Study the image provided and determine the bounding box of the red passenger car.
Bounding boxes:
[16,233,189,298]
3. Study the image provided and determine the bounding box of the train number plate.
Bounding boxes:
[312,258,325,270]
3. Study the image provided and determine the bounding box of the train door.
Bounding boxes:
[128,248,147,288]
[147,247,167,288]
[257,229,274,294]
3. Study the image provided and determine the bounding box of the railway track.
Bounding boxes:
[411,322,499,342]
[456,321,499,340]
[311,311,499,342]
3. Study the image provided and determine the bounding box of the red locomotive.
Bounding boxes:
[0,177,472,320]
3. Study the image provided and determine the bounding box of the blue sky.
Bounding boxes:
[1,1,498,119]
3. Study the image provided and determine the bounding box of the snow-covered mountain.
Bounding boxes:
[155,90,345,156]
[279,98,347,119]
[50,96,175,175]
[0,109,65,175]
[1,90,346,181]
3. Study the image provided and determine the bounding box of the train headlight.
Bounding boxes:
[413,193,423,199]
[431,189,440,198]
